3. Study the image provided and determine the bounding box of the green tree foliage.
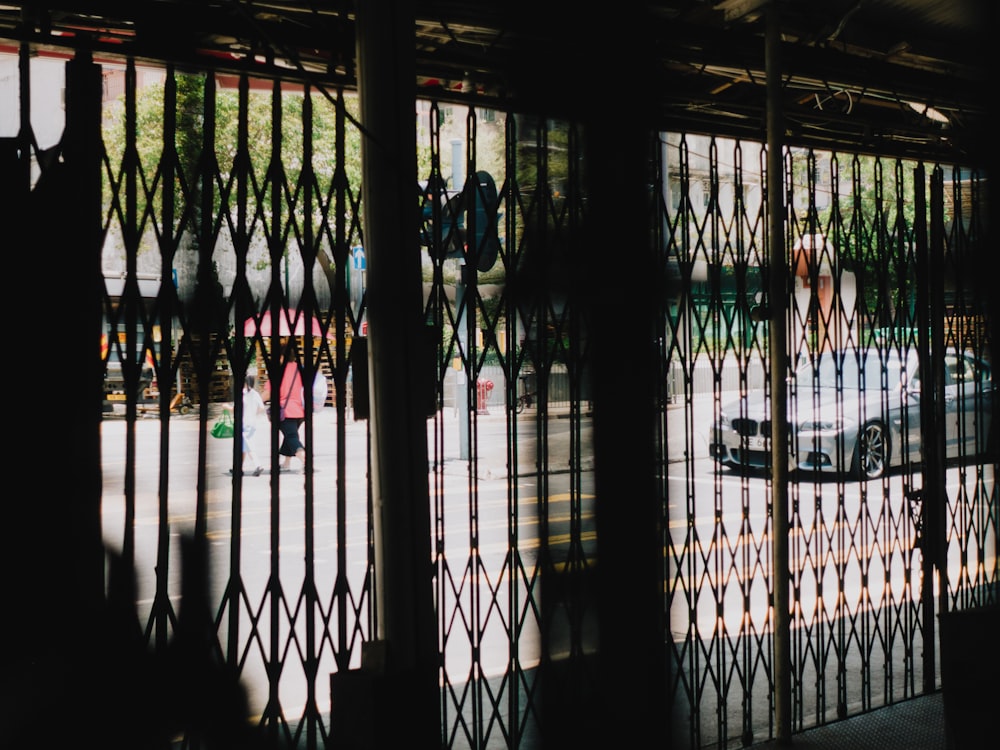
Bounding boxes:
[102,72,363,271]
[104,74,521,296]
[791,150,920,332]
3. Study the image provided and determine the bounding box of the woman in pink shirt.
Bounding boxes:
[272,340,306,471]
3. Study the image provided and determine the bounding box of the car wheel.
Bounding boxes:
[851,420,889,480]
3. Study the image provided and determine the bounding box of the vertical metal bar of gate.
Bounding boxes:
[765,6,792,743]
[265,76,284,735]
[928,169,951,629]
[298,85,321,749]
[226,71,250,690]
[121,60,141,573]
[458,117,484,749]
[194,72,217,543]
[332,83,358,683]
[913,164,937,691]
[156,67,178,656]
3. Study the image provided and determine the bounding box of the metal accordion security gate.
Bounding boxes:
[4,42,997,750]
[659,133,997,748]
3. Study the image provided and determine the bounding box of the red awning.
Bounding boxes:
[242,308,331,339]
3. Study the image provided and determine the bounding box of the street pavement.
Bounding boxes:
[435,392,718,480]
[139,389,721,480]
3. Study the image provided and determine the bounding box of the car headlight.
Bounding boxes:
[797,418,842,432]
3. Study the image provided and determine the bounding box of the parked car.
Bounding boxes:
[710,347,993,480]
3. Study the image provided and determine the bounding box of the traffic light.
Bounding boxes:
[419,170,501,271]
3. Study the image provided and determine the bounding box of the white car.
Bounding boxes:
[710,348,994,480]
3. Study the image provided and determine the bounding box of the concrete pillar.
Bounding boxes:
[568,8,668,749]
[60,49,107,607]
[9,46,107,746]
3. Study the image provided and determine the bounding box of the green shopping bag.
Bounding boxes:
[210,409,235,439]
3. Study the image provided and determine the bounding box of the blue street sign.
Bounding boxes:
[352,246,366,270]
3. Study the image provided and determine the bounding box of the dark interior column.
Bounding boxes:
[331,2,441,747]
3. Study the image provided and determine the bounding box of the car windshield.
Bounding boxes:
[797,352,903,390]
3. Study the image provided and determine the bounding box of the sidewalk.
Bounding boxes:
[748,692,947,750]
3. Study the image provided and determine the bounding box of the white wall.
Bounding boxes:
[0,51,66,148]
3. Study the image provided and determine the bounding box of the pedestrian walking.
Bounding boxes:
[270,340,307,472]
[238,373,267,476]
